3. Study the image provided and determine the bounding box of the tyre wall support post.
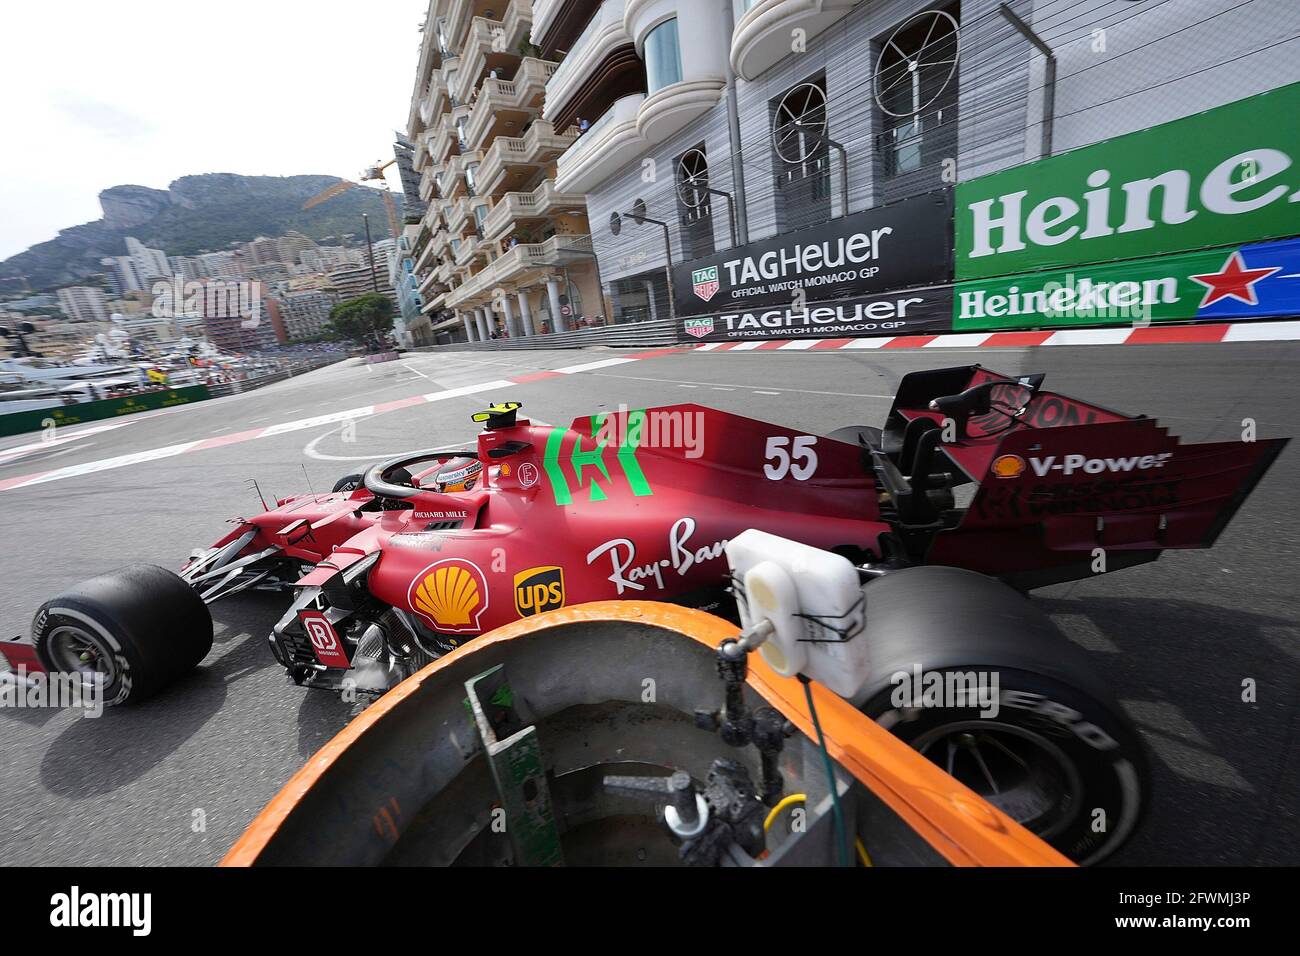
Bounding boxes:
[465,664,563,866]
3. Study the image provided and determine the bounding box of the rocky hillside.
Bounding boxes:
[1,174,404,292]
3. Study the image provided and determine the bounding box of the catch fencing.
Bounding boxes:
[408,319,678,353]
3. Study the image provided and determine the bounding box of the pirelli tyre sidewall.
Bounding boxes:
[852,565,1148,865]
[862,667,1147,865]
[32,565,214,706]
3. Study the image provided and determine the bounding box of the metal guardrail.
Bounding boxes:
[205,357,348,398]
[408,318,680,352]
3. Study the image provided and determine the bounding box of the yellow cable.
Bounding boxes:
[763,792,874,866]
[855,836,873,867]
[764,793,807,832]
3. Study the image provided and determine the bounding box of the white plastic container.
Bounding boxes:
[725,529,870,699]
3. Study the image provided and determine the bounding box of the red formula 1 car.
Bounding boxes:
[2,365,1285,863]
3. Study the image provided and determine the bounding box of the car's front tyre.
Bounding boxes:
[32,565,213,706]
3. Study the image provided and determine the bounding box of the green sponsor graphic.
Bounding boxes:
[542,412,653,506]
[956,83,1300,280]
[0,385,211,438]
[952,245,1251,331]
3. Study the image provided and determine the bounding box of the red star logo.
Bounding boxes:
[1189,251,1281,308]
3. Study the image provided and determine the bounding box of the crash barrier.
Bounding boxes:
[0,384,212,438]
[205,357,347,399]
[366,351,401,364]
[408,318,679,353]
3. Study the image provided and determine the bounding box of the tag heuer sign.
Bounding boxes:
[684,317,714,338]
[692,266,720,301]
[672,190,952,316]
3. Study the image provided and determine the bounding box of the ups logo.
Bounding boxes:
[514,566,565,617]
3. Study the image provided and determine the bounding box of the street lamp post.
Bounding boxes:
[611,202,676,321]
[362,213,380,292]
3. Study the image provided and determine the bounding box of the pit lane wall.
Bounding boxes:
[673,83,1300,345]
[0,385,212,438]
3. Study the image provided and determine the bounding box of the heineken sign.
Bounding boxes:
[956,83,1300,280]
[673,190,952,315]
[953,236,1300,331]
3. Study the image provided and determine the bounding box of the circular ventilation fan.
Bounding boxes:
[772,82,828,165]
[676,148,710,209]
[873,10,960,118]
[609,212,622,236]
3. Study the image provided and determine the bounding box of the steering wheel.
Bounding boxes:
[363,450,480,501]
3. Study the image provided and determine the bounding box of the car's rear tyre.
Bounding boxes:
[333,473,364,493]
[852,565,1148,865]
[32,565,214,706]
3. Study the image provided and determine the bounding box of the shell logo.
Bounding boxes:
[990,454,1027,479]
[408,559,489,633]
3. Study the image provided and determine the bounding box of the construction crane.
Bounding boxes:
[302,159,401,242]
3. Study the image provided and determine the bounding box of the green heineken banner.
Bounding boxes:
[956,82,1300,281]
[953,236,1300,331]
[0,385,211,437]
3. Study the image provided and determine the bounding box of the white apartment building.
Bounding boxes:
[57,285,110,323]
[406,0,602,343]
[278,289,338,341]
[125,237,171,281]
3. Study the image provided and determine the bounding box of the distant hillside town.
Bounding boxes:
[0,227,412,361]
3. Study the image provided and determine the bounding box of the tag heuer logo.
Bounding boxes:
[684,318,713,338]
[692,266,720,301]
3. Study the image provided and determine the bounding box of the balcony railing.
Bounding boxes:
[461,58,557,151]
[481,180,586,240]
[476,120,578,195]
[554,92,644,193]
[444,233,594,309]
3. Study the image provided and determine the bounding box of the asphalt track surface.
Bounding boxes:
[0,342,1296,866]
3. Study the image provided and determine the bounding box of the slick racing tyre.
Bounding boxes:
[333,473,365,493]
[852,565,1148,865]
[32,565,214,706]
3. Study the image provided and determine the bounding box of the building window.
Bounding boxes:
[770,75,831,232]
[644,19,683,94]
[675,145,716,259]
[465,162,480,196]
[873,6,960,197]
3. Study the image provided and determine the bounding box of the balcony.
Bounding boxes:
[730,0,859,81]
[431,227,451,257]
[636,76,726,144]
[414,231,439,274]
[420,74,449,127]
[476,119,578,196]
[460,58,556,150]
[445,234,595,309]
[555,92,645,194]
[444,0,474,48]
[419,164,438,203]
[503,0,536,48]
[544,0,631,124]
[454,17,507,106]
[531,0,565,46]
[430,106,471,164]
[446,196,472,235]
[454,235,485,268]
[480,180,586,241]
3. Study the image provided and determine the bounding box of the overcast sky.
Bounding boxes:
[0,0,428,261]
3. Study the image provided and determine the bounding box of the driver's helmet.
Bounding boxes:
[429,456,483,492]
